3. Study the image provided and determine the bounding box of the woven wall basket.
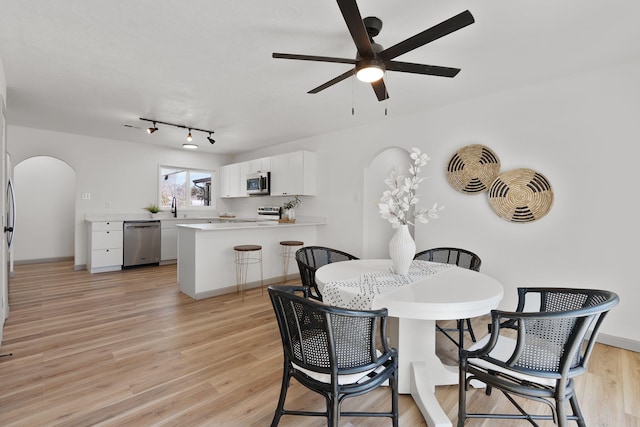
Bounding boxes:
[488,168,554,223]
[446,144,501,193]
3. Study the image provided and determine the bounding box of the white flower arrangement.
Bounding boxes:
[379,147,444,228]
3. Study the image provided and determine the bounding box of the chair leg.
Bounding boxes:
[457,319,465,349]
[466,318,477,342]
[569,393,586,427]
[329,393,339,427]
[457,361,468,427]
[391,369,399,427]
[556,396,568,427]
[271,364,291,427]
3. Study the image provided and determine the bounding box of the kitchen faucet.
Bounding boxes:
[171,197,177,218]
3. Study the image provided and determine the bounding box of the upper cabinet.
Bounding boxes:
[270,151,317,196]
[249,157,271,173]
[220,151,316,199]
[219,162,250,198]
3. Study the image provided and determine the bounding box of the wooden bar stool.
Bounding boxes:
[280,240,303,283]
[233,244,263,299]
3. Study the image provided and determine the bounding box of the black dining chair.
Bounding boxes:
[268,285,399,427]
[295,246,359,301]
[458,287,619,427]
[414,247,482,348]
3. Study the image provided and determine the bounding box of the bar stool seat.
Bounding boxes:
[280,240,304,284]
[234,244,263,299]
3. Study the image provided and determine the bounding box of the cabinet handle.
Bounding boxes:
[107,231,110,234]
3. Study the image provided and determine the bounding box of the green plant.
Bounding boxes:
[145,203,160,214]
[282,196,301,210]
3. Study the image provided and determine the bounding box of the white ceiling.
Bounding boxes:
[1,0,639,155]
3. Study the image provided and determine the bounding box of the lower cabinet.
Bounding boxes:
[161,226,178,262]
[87,221,123,273]
[160,219,212,262]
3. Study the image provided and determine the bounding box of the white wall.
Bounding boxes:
[13,156,76,262]
[0,56,6,345]
[6,58,638,347]
[7,127,232,268]
[236,59,640,347]
[0,55,6,108]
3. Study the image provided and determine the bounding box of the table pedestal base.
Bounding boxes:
[389,317,458,427]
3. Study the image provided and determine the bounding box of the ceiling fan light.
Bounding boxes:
[356,61,385,82]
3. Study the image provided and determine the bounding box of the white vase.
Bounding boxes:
[388,224,416,275]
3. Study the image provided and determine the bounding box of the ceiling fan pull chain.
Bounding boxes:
[351,75,355,115]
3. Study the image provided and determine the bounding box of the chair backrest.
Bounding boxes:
[295,246,359,300]
[488,287,619,378]
[268,286,389,376]
[414,247,481,271]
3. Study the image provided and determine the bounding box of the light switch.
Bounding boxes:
[81,192,91,200]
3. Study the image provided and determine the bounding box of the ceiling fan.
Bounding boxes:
[272,0,474,101]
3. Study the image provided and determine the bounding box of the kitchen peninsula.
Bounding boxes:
[176,219,325,299]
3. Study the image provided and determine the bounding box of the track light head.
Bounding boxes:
[147,122,158,134]
[186,129,193,142]
[207,132,215,145]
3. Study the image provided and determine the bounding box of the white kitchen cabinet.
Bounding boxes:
[87,221,123,273]
[161,226,178,262]
[161,219,216,262]
[270,151,317,196]
[249,157,271,173]
[219,162,250,198]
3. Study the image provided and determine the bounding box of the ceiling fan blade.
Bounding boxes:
[336,0,374,57]
[371,79,389,101]
[380,10,474,61]
[273,52,356,65]
[386,61,460,77]
[308,69,355,94]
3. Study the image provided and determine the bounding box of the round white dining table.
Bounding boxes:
[315,259,504,427]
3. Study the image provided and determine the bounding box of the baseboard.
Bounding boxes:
[14,256,74,265]
[598,333,640,352]
[193,276,288,300]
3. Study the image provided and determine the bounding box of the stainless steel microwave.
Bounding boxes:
[246,172,270,195]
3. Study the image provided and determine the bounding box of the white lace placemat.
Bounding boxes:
[323,260,454,310]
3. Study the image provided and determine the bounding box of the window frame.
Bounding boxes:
[158,165,217,211]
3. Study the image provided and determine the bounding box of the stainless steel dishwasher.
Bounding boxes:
[123,220,161,267]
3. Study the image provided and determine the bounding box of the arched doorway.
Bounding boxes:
[13,156,76,264]
[362,147,412,259]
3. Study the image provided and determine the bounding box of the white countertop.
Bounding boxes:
[176,219,326,231]
[85,213,280,223]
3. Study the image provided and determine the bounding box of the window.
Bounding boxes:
[159,166,215,209]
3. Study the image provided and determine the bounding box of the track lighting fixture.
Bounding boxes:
[146,121,158,134]
[139,118,217,146]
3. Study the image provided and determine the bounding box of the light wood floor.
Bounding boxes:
[0,261,638,426]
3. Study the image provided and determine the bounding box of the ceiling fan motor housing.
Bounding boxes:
[363,16,382,38]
